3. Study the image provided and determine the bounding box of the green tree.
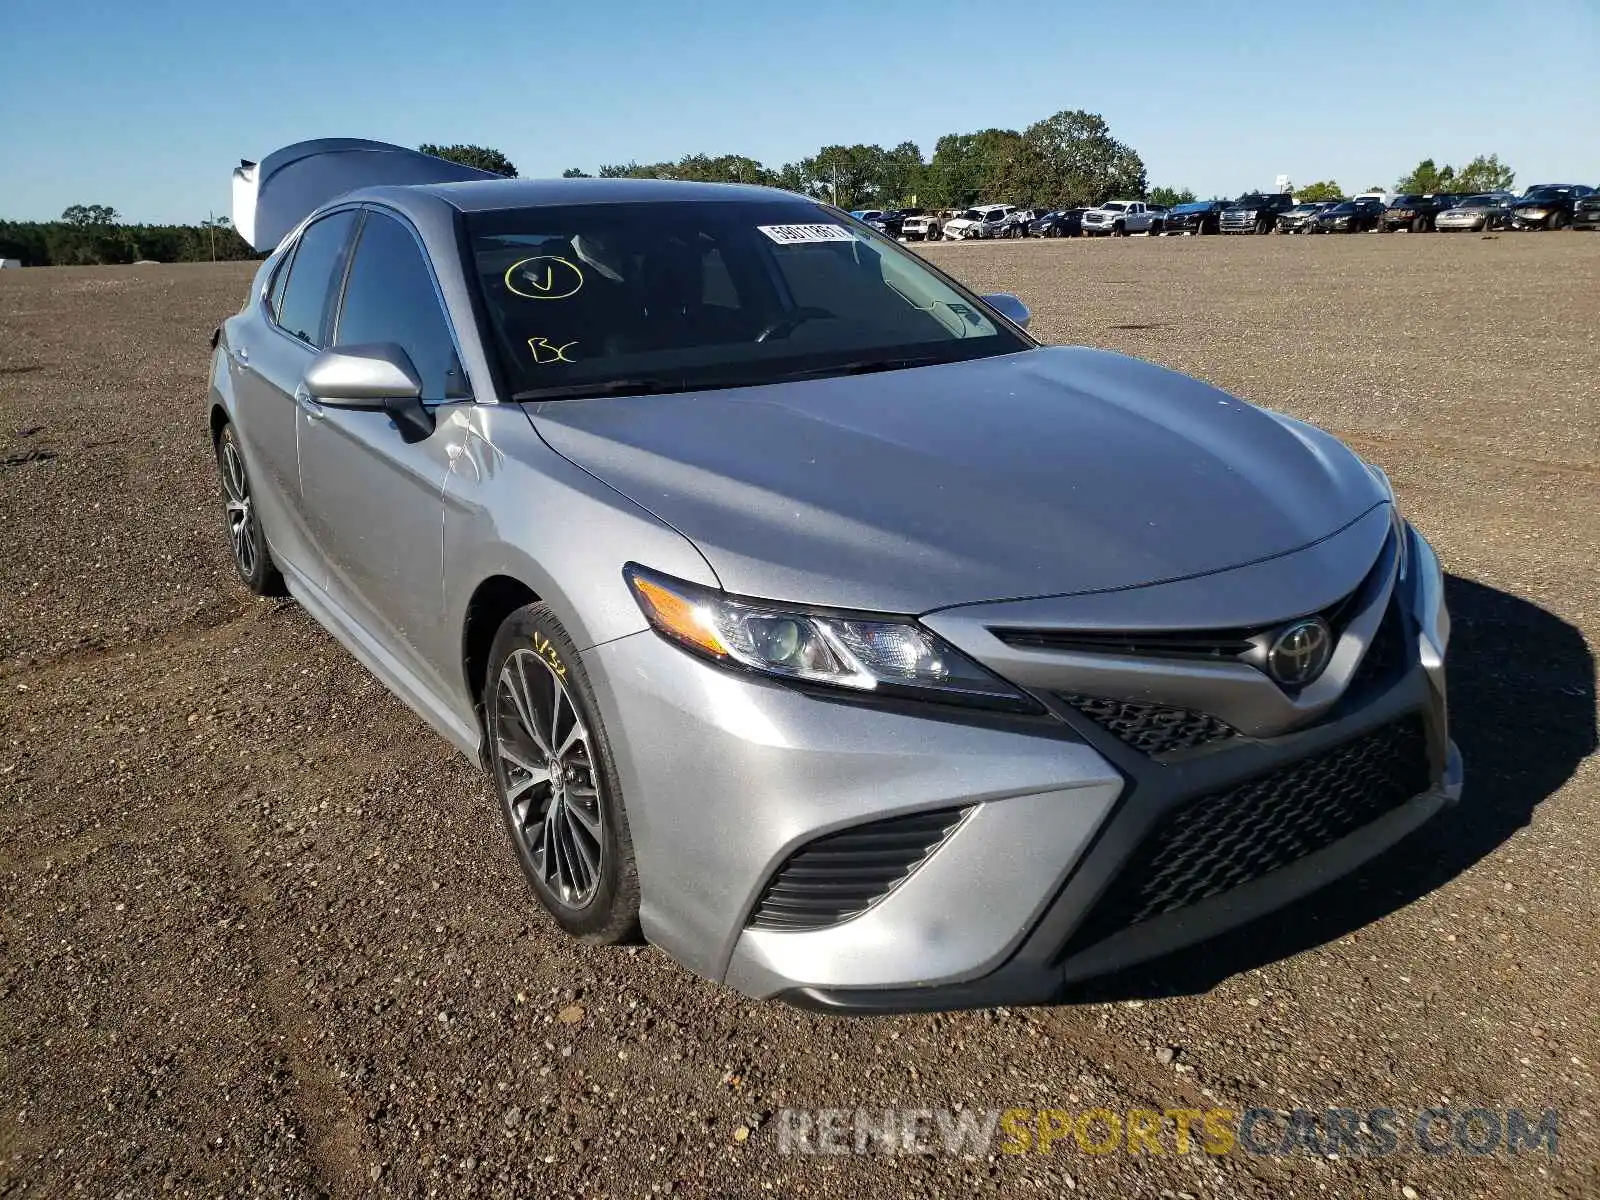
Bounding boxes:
[418,143,518,177]
[925,129,1023,208]
[876,142,926,207]
[61,204,119,226]
[561,167,591,178]
[1395,158,1455,194]
[1454,154,1515,194]
[1148,186,1196,207]
[1296,180,1342,202]
[797,144,893,210]
[1008,110,1146,208]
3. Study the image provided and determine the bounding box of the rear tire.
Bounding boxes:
[1550,212,1566,230]
[485,603,642,944]
[215,422,285,597]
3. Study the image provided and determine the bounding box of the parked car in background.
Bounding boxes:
[1220,192,1296,234]
[1353,191,1393,209]
[943,205,1015,239]
[999,207,1048,237]
[1275,202,1336,234]
[850,209,887,227]
[1434,194,1511,232]
[1573,193,1600,230]
[901,212,943,242]
[1508,185,1594,230]
[1380,194,1460,233]
[1081,200,1157,236]
[1308,198,1386,233]
[1161,200,1229,235]
[1027,209,1086,237]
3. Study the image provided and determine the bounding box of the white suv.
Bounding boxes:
[1081,200,1156,237]
[943,204,1015,240]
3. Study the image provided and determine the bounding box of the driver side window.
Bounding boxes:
[334,212,469,401]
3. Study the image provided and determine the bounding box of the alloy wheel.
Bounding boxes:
[220,438,257,579]
[494,648,605,908]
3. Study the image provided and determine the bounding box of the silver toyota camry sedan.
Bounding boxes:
[209,139,1461,1012]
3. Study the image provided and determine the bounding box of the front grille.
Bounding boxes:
[748,807,969,932]
[1058,693,1236,757]
[1058,716,1432,957]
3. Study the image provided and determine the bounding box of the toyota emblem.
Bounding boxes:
[1266,618,1333,686]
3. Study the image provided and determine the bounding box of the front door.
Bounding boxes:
[297,208,473,704]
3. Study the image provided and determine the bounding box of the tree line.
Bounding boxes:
[0,206,255,267]
[1,132,1522,268]
[432,134,1520,215]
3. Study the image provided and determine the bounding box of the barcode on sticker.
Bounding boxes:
[757,223,856,245]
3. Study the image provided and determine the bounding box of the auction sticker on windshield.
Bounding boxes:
[758,224,857,245]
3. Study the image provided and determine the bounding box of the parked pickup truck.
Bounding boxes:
[1219,192,1295,233]
[1080,200,1157,236]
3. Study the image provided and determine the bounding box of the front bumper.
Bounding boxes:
[584,520,1459,1010]
[1436,214,1488,230]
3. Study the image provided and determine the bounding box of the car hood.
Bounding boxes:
[527,347,1385,614]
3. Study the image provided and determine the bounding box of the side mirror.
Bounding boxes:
[982,292,1031,330]
[302,343,434,442]
[304,343,423,402]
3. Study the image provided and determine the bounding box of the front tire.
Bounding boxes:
[485,603,641,944]
[215,422,284,596]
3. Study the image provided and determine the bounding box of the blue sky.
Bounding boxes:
[1,0,1594,223]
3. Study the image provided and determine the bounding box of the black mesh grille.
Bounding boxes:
[1060,715,1432,956]
[1057,694,1237,757]
[748,807,969,932]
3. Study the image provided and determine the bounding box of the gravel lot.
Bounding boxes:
[2,233,1597,1199]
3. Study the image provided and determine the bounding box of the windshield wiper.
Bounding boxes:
[777,354,952,382]
[510,378,700,402]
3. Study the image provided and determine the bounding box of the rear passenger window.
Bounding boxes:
[334,212,468,401]
[266,250,294,320]
[274,211,358,347]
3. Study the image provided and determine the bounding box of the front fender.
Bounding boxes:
[440,403,719,709]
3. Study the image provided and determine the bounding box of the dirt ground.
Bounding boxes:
[2,232,1597,1199]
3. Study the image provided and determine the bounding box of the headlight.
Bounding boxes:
[624,565,1037,711]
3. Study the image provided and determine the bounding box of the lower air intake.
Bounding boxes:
[1059,715,1432,957]
[748,807,969,932]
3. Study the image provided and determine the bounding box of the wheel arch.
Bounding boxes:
[462,573,544,751]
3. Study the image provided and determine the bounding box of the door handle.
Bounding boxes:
[294,384,325,420]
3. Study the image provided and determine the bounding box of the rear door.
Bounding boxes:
[229,208,360,579]
[296,207,470,702]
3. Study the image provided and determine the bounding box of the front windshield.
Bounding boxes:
[1171,202,1210,214]
[1521,188,1569,202]
[1328,203,1356,214]
[467,200,1030,399]
[1459,196,1495,208]
[1101,202,1127,212]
